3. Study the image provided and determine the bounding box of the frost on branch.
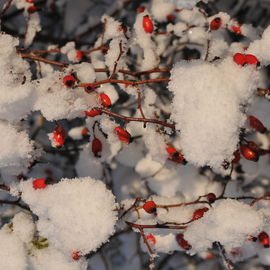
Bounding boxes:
[169,58,259,168]
[20,177,118,255]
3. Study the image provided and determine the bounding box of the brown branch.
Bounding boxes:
[19,53,68,67]
[110,41,124,79]
[126,221,187,230]
[94,107,175,129]
[0,199,30,211]
[250,192,270,206]
[0,184,10,192]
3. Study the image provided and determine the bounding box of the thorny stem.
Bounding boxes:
[93,107,175,129]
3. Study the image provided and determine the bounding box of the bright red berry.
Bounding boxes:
[176,233,191,250]
[92,137,102,157]
[76,50,84,61]
[26,0,34,3]
[114,127,131,144]
[143,201,157,214]
[210,17,222,30]
[27,5,38,14]
[206,193,216,203]
[72,251,81,260]
[166,14,176,22]
[233,53,246,66]
[192,208,209,221]
[137,6,145,13]
[146,234,156,245]
[258,232,270,248]
[84,84,95,93]
[166,147,186,164]
[245,54,260,65]
[53,125,67,147]
[143,15,154,34]
[84,110,101,117]
[248,115,267,133]
[99,93,112,107]
[240,144,259,162]
[231,25,242,35]
[32,178,47,190]
[63,75,76,88]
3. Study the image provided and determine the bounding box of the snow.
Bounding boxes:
[150,0,175,22]
[169,57,259,168]
[20,177,118,255]
[184,199,265,253]
[168,0,210,9]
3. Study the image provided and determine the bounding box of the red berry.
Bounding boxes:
[166,14,176,22]
[192,207,209,221]
[99,93,112,107]
[143,15,154,34]
[84,84,95,93]
[137,6,145,13]
[166,147,186,164]
[258,232,270,248]
[33,178,47,190]
[143,201,157,214]
[245,54,260,65]
[206,193,216,203]
[27,5,38,14]
[72,251,81,260]
[146,234,156,245]
[175,233,191,250]
[232,150,241,164]
[233,53,246,66]
[76,50,84,61]
[210,17,222,30]
[240,144,259,162]
[92,137,102,157]
[53,125,67,147]
[26,0,34,3]
[85,110,101,117]
[248,115,267,133]
[63,75,76,88]
[81,127,89,136]
[231,25,242,35]
[114,127,131,144]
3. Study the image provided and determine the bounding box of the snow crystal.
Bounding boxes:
[20,177,118,254]
[184,199,265,252]
[150,0,175,22]
[169,58,259,168]
[25,13,41,47]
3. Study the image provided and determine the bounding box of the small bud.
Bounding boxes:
[143,15,154,34]
[206,193,216,203]
[33,178,47,190]
[143,201,157,214]
[72,251,81,260]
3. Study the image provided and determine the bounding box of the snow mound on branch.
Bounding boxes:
[0,226,28,270]
[20,177,118,255]
[184,199,265,253]
[0,122,35,171]
[169,58,259,168]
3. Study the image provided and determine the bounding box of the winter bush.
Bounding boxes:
[0,0,270,269]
